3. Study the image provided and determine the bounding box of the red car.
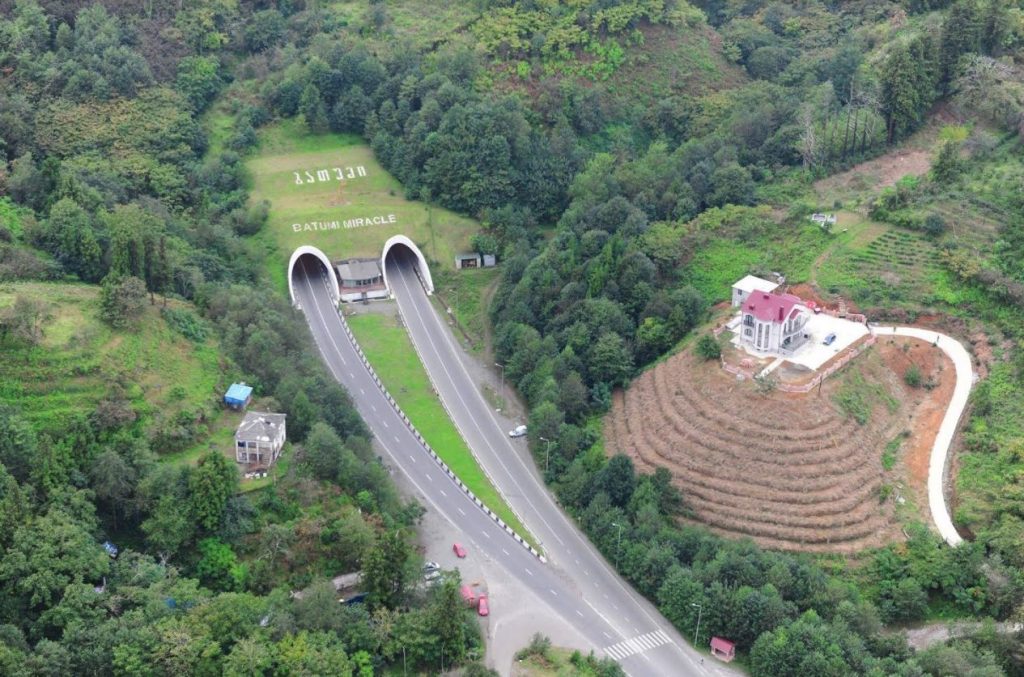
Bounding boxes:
[453,542,467,558]
[477,595,489,616]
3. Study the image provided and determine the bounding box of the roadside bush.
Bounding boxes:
[904,364,923,387]
[695,334,722,361]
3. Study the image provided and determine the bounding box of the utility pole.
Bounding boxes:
[611,522,623,568]
[692,603,703,648]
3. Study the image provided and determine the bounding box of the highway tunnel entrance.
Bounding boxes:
[381,235,434,296]
[288,245,340,305]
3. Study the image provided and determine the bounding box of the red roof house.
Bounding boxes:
[737,289,809,354]
[710,636,736,662]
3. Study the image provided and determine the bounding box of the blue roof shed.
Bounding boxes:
[224,383,253,409]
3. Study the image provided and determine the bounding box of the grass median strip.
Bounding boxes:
[346,310,538,551]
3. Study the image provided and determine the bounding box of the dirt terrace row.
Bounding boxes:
[605,349,902,553]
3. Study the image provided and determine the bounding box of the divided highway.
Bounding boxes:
[385,249,732,676]
[293,255,730,676]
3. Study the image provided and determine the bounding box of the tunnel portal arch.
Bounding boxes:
[288,245,340,305]
[381,235,434,296]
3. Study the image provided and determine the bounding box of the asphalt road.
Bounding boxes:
[384,249,736,676]
[293,255,732,676]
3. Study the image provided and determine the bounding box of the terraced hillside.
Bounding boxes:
[0,282,225,445]
[605,346,915,553]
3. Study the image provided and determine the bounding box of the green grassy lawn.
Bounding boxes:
[0,282,226,441]
[246,119,481,285]
[431,266,501,350]
[346,311,536,549]
[683,221,827,304]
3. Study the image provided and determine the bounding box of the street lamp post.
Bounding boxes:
[539,436,552,474]
[611,521,624,568]
[691,602,703,648]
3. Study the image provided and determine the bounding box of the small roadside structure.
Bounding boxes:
[224,383,253,410]
[234,411,286,467]
[731,274,779,308]
[710,637,736,662]
[336,258,388,303]
[455,252,482,269]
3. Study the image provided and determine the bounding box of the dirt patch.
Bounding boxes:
[874,336,956,497]
[604,341,942,554]
[815,149,932,202]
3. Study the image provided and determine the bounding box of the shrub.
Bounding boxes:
[161,306,208,342]
[695,334,722,361]
[904,364,922,387]
[923,213,947,237]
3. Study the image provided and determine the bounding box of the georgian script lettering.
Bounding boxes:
[290,165,367,186]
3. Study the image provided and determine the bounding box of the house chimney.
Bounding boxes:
[778,306,783,322]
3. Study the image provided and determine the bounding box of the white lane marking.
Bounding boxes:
[349,373,355,380]
[502,548,510,556]
[408,454,417,463]
[425,474,434,482]
[382,420,389,428]
[359,388,365,396]
[457,507,466,516]
[575,610,584,618]
[524,567,533,577]
[439,489,447,497]
[394,435,400,442]
[391,258,679,646]
[482,531,491,539]
[602,631,612,640]
[549,589,557,596]
[370,405,376,412]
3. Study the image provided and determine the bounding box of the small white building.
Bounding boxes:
[731,275,779,308]
[235,411,286,467]
[738,291,810,354]
[336,259,388,303]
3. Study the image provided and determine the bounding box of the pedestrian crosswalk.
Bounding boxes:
[603,629,673,660]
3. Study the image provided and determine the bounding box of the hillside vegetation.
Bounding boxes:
[2,0,1024,674]
[0,282,223,443]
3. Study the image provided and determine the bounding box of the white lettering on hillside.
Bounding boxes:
[292,165,367,186]
[291,214,397,232]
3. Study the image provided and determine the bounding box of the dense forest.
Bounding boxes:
[2,0,1024,674]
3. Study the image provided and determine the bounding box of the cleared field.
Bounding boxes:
[816,223,959,308]
[604,344,927,553]
[247,119,481,286]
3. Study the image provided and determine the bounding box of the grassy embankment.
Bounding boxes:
[246,119,480,295]
[347,312,535,549]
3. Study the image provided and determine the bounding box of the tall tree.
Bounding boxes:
[189,451,238,533]
[362,530,414,610]
[881,45,922,143]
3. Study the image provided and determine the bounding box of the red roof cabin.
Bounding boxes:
[710,636,736,663]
